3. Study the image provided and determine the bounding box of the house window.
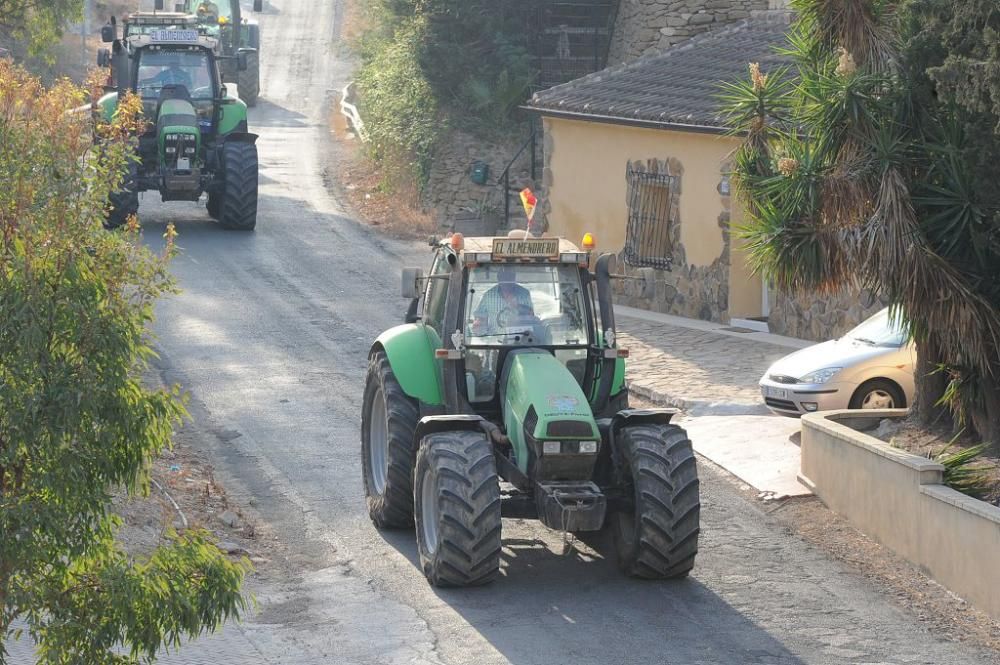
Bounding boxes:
[623,165,679,271]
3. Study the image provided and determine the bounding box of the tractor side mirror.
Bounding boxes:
[154,0,164,10]
[237,51,249,71]
[253,0,263,11]
[401,267,424,299]
[101,24,116,43]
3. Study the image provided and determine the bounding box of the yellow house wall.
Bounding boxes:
[542,116,763,319]
[726,200,764,319]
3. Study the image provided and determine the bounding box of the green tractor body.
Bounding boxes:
[97,13,259,230]
[362,235,701,586]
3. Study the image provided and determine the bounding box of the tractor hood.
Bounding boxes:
[501,350,599,478]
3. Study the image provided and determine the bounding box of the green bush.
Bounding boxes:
[357,17,441,187]
[0,61,248,662]
[355,0,538,187]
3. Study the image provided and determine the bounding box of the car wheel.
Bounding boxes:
[849,379,905,410]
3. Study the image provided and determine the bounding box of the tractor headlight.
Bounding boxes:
[165,146,176,153]
[579,441,598,454]
[166,133,179,141]
[185,146,196,154]
[542,441,561,455]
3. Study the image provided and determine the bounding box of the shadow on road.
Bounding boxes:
[381,522,807,665]
[249,99,311,129]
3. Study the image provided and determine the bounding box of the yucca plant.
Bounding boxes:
[722,0,1000,450]
[930,436,996,501]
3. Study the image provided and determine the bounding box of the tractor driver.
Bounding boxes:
[471,267,536,336]
[196,0,220,22]
[145,60,193,91]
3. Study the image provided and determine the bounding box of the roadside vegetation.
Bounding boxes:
[724,0,1000,451]
[354,0,537,190]
[0,60,248,661]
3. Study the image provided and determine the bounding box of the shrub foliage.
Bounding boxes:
[0,61,248,662]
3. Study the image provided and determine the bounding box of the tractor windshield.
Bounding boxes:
[465,264,589,347]
[135,48,215,101]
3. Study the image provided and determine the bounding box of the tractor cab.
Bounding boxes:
[362,231,702,587]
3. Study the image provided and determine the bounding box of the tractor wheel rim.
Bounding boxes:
[861,389,894,409]
[370,388,388,495]
[421,467,439,555]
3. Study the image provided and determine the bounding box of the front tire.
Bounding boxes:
[106,160,139,228]
[612,423,700,579]
[414,431,502,587]
[218,141,258,230]
[849,378,905,410]
[238,50,260,107]
[206,192,221,220]
[361,351,420,528]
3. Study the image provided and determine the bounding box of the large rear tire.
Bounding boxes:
[414,431,502,587]
[361,351,420,528]
[106,160,139,228]
[612,423,700,579]
[238,50,260,108]
[218,141,258,230]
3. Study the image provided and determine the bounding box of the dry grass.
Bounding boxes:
[331,107,438,240]
[871,418,1000,506]
[774,496,1000,653]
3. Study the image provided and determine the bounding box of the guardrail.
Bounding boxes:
[339,81,368,143]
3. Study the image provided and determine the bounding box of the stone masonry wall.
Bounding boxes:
[612,158,732,323]
[423,127,536,230]
[608,0,769,64]
[768,289,887,341]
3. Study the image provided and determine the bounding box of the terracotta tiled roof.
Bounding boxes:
[526,11,793,132]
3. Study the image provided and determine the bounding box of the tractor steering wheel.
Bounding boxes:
[493,305,539,330]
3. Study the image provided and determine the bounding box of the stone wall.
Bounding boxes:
[767,289,887,341]
[608,0,769,64]
[611,157,731,322]
[422,127,536,230]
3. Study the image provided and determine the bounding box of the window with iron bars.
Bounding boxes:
[623,166,679,271]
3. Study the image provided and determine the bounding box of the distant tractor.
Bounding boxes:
[164,0,264,106]
[98,13,259,229]
[361,233,701,586]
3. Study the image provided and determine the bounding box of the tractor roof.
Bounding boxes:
[123,12,218,49]
[441,235,590,265]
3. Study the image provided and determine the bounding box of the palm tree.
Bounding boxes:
[722,0,1000,447]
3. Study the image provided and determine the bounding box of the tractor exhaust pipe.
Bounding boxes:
[592,253,618,413]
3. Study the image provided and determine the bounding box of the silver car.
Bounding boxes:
[759,308,915,416]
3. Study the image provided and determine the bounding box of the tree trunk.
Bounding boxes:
[912,338,950,427]
[970,372,1000,454]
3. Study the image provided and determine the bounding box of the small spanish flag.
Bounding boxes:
[519,187,537,222]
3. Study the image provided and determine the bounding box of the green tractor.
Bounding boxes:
[168,0,263,106]
[362,233,701,586]
[97,13,259,230]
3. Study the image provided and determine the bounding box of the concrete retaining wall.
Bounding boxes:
[800,409,1000,620]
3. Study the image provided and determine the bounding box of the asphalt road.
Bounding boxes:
[132,0,1000,662]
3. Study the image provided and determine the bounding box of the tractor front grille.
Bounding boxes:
[546,419,594,438]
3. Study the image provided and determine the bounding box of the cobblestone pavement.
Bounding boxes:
[618,314,793,415]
